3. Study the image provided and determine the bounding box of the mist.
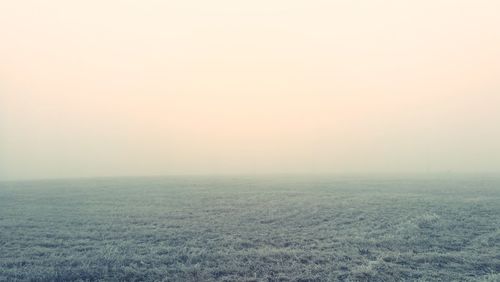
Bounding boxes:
[1,0,500,180]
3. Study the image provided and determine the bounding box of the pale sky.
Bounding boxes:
[1,0,500,180]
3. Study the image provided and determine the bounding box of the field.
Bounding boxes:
[1,175,499,281]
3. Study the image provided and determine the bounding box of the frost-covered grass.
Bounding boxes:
[1,175,499,281]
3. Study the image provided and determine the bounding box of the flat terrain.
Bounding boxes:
[0,176,499,281]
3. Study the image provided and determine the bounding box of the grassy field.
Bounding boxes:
[0,175,499,281]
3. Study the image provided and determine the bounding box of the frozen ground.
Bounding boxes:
[1,175,499,281]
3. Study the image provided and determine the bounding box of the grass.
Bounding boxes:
[1,175,499,281]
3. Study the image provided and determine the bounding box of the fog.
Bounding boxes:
[1,0,500,180]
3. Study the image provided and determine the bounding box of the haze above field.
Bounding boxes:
[1,0,500,180]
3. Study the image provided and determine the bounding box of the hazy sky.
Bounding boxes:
[1,0,500,180]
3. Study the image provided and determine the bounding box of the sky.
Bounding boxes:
[1,0,500,180]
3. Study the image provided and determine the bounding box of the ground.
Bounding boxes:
[1,175,499,281]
